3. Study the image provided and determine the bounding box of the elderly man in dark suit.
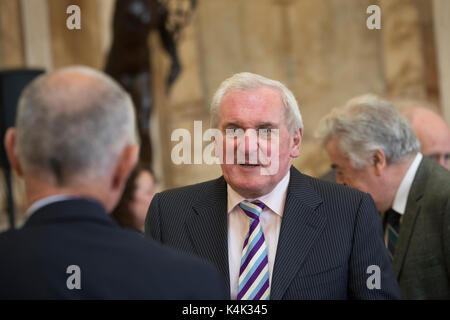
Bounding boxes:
[0,66,226,299]
[146,72,400,300]
[317,94,450,299]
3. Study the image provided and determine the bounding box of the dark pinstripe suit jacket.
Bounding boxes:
[146,166,401,299]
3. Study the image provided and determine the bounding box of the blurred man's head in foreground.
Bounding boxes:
[4,66,139,212]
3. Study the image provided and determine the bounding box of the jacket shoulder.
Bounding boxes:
[424,159,450,195]
[417,158,450,212]
[157,176,225,200]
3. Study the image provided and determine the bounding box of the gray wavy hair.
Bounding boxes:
[16,66,136,185]
[316,94,420,169]
[210,72,303,133]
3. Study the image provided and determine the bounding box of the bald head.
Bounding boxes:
[402,107,450,168]
[37,66,122,112]
[15,66,136,185]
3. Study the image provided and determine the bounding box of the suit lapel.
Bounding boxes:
[271,167,325,299]
[187,177,230,293]
[392,157,429,277]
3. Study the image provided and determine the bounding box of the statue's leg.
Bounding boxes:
[131,71,153,170]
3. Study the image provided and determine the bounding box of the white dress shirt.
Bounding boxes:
[227,170,290,300]
[392,152,423,215]
[384,153,423,246]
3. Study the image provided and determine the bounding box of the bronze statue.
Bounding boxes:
[105,0,196,169]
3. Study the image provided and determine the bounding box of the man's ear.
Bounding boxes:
[373,149,387,176]
[111,145,139,191]
[4,128,23,176]
[289,128,303,158]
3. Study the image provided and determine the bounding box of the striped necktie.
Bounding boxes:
[237,200,270,300]
[385,208,401,261]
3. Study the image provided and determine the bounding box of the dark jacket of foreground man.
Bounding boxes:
[0,198,227,299]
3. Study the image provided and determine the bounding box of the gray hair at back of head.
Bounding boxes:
[16,65,136,185]
[210,72,303,132]
[316,94,420,169]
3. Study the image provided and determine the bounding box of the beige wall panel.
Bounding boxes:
[290,0,385,139]
[380,0,427,100]
[414,0,439,105]
[196,0,288,106]
[288,0,385,175]
[99,0,115,58]
[0,0,25,68]
[169,23,205,106]
[48,0,103,69]
[196,0,245,103]
[433,0,450,124]
[20,0,53,70]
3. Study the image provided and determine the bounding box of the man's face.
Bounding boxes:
[217,86,301,198]
[420,134,450,169]
[409,110,450,170]
[325,137,387,211]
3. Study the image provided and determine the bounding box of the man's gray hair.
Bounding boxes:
[16,65,136,185]
[210,72,303,132]
[316,94,420,169]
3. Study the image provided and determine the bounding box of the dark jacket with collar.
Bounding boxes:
[146,166,401,299]
[392,156,450,299]
[0,198,227,299]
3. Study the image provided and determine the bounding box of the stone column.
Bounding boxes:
[20,0,53,70]
[433,0,450,124]
[0,0,25,68]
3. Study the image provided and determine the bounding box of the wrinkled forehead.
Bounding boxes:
[218,87,285,127]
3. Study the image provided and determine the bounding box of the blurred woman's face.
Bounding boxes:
[129,170,155,231]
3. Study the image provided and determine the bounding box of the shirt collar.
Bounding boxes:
[227,170,290,217]
[392,153,423,215]
[26,195,79,218]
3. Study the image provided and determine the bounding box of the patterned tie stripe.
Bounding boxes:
[237,200,270,300]
[387,226,399,260]
[385,209,401,261]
